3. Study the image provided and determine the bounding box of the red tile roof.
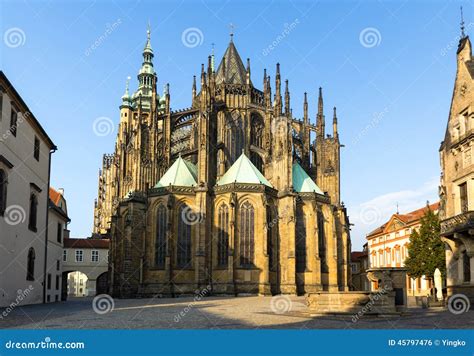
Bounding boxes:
[351,251,367,261]
[64,237,109,249]
[49,187,62,207]
[367,202,439,238]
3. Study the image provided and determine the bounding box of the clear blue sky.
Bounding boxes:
[1,0,472,249]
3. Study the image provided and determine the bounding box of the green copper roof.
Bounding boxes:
[217,153,272,187]
[154,156,198,188]
[292,163,324,194]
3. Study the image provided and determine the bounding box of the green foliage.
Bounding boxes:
[404,208,446,279]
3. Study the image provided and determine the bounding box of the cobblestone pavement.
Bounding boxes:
[1,296,473,329]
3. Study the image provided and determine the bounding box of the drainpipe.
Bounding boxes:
[42,146,57,304]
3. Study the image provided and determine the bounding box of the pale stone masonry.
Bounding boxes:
[95,29,351,297]
[439,26,474,302]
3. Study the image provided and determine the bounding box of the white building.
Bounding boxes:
[0,71,57,307]
[63,237,109,297]
[45,187,70,303]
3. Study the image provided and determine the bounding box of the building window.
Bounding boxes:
[267,206,277,272]
[56,275,59,290]
[63,250,67,262]
[26,247,35,281]
[217,204,229,267]
[91,250,99,262]
[57,223,62,243]
[75,250,83,262]
[28,193,38,231]
[56,260,60,271]
[395,248,401,264]
[0,169,7,215]
[463,250,471,283]
[10,107,17,137]
[34,136,40,161]
[154,204,167,268]
[351,263,358,273]
[47,273,51,289]
[177,204,192,268]
[239,201,255,267]
[318,211,327,272]
[295,205,306,273]
[460,182,468,213]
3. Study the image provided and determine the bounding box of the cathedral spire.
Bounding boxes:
[284,79,290,115]
[303,92,308,125]
[246,58,251,85]
[460,6,466,38]
[192,75,197,100]
[275,63,282,114]
[317,87,325,137]
[333,106,338,137]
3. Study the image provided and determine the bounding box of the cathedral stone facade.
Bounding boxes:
[439,24,474,302]
[94,29,351,297]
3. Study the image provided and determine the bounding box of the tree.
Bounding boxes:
[404,207,446,280]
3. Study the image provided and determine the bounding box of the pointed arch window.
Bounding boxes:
[250,114,264,148]
[155,204,167,268]
[217,204,229,267]
[317,210,328,273]
[226,114,244,165]
[296,205,306,272]
[0,169,7,215]
[26,247,35,281]
[177,204,192,268]
[240,201,255,267]
[28,193,38,231]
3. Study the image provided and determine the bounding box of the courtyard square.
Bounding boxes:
[2,296,472,330]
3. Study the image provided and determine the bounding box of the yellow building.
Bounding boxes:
[96,29,351,297]
[366,203,440,296]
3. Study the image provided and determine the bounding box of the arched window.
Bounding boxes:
[155,204,167,268]
[239,201,255,267]
[267,206,277,271]
[250,114,264,148]
[26,247,35,281]
[0,169,7,215]
[28,193,38,231]
[317,210,327,272]
[295,205,306,273]
[463,250,471,283]
[217,204,229,267]
[250,152,264,173]
[226,114,244,165]
[177,204,192,268]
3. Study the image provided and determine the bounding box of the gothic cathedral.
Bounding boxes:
[93,28,351,297]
